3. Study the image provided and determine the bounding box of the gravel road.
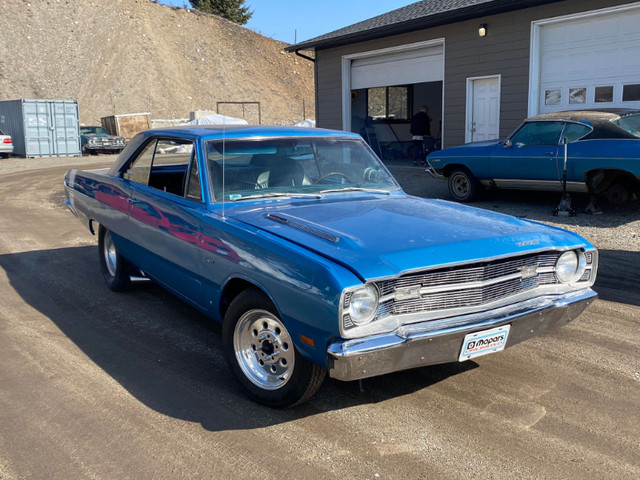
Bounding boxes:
[0,155,638,480]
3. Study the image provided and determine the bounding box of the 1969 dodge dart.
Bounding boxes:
[64,126,598,407]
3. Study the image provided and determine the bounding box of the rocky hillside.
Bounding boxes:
[0,0,315,125]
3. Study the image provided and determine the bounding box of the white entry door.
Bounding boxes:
[466,76,501,143]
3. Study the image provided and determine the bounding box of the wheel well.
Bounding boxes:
[443,164,470,177]
[585,169,640,194]
[219,278,275,321]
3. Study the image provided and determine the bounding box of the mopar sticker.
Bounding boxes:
[459,325,511,362]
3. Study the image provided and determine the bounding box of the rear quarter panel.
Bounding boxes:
[568,138,640,182]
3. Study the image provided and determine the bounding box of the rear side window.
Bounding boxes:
[562,123,592,143]
[510,122,564,146]
[123,138,200,200]
[123,140,156,185]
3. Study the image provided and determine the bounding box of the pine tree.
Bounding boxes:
[189,0,253,25]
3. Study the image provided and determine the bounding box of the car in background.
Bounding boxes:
[0,128,13,158]
[80,126,126,155]
[427,109,640,204]
[63,125,597,407]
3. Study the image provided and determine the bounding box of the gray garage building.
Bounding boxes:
[286,0,640,157]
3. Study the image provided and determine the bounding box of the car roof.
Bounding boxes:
[525,109,640,140]
[529,109,640,122]
[108,125,365,176]
[142,125,361,141]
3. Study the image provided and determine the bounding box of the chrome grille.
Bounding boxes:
[376,253,560,317]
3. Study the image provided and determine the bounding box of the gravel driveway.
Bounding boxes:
[0,154,638,480]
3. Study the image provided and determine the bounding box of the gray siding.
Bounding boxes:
[315,0,633,147]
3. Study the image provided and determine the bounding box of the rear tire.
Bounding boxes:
[448,168,478,202]
[222,289,325,408]
[605,182,629,206]
[98,225,132,291]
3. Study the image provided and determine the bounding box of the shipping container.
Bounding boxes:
[0,99,81,158]
[101,113,151,142]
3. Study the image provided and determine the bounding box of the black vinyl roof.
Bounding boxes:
[286,0,562,51]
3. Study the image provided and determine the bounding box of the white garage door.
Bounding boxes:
[536,5,640,114]
[350,44,443,89]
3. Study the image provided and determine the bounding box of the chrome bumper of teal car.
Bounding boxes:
[327,289,597,381]
[425,165,445,179]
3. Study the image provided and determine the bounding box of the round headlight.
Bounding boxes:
[348,284,379,326]
[556,251,581,283]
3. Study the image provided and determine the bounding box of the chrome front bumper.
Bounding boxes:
[327,289,596,381]
[425,165,445,179]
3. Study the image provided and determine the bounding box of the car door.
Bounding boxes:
[124,137,207,308]
[489,121,564,188]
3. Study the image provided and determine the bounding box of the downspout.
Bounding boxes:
[294,49,315,63]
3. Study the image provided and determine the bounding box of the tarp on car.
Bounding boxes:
[186,113,248,126]
[295,119,316,128]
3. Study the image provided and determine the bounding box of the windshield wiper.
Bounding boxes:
[319,187,391,195]
[230,192,322,201]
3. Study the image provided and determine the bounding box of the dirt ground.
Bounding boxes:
[0,155,639,480]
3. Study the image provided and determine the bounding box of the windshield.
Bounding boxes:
[612,114,640,138]
[81,126,108,135]
[205,137,399,201]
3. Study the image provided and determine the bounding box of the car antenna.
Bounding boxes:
[222,115,226,220]
[553,136,575,216]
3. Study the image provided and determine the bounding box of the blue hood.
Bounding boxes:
[227,193,588,280]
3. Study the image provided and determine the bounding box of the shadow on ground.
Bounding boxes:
[0,245,476,431]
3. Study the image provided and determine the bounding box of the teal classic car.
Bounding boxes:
[64,125,598,407]
[427,109,640,204]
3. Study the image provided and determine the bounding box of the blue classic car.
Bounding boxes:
[427,109,640,204]
[64,126,598,407]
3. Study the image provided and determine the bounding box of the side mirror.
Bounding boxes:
[503,139,512,148]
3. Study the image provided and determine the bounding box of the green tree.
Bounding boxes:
[189,0,253,25]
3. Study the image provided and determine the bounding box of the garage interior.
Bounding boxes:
[345,43,444,161]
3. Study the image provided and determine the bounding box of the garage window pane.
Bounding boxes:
[569,88,586,104]
[622,84,640,102]
[595,86,613,103]
[545,89,561,106]
[367,88,386,120]
[367,86,410,122]
[388,87,408,121]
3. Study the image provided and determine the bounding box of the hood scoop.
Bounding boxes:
[266,213,340,243]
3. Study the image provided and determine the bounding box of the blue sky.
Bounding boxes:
[158,0,416,43]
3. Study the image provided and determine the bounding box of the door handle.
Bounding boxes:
[544,151,556,155]
[128,198,141,204]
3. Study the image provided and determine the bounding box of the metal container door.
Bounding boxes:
[23,101,52,157]
[51,101,80,157]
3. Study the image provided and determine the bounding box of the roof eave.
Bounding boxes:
[285,0,562,52]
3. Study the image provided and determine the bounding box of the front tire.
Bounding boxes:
[98,225,132,291]
[448,167,478,202]
[222,289,325,408]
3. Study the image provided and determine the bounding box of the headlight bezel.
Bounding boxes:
[555,250,587,284]
[340,283,380,334]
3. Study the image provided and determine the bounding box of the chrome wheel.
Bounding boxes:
[103,230,118,278]
[233,309,295,390]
